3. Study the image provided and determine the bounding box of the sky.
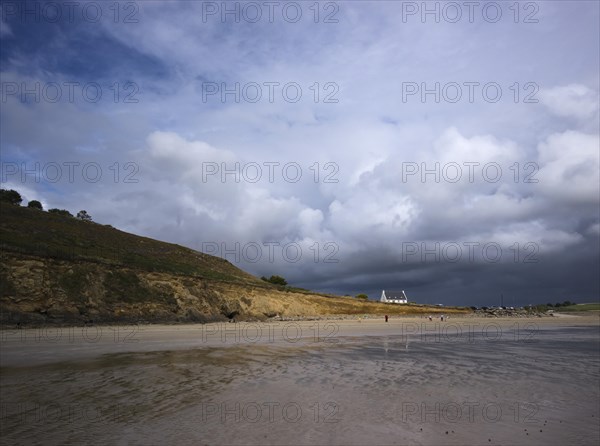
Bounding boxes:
[1,0,598,307]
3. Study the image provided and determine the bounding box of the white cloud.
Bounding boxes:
[535,130,600,204]
[539,84,599,120]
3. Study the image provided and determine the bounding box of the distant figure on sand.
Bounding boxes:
[385,315,388,322]
[440,315,444,322]
[428,315,432,321]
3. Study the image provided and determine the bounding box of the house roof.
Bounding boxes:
[385,291,406,299]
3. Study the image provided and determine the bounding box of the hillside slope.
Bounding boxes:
[0,204,467,324]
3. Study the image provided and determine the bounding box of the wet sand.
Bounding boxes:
[1,315,599,445]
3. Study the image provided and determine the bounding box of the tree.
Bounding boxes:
[266,275,287,286]
[27,200,43,210]
[48,208,73,217]
[356,294,368,300]
[261,275,287,285]
[76,210,92,221]
[0,189,23,205]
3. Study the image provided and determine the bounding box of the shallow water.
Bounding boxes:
[1,325,599,445]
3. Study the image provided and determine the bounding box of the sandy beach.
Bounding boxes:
[1,315,599,445]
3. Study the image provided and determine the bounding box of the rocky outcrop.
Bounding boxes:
[0,253,286,324]
[471,307,549,318]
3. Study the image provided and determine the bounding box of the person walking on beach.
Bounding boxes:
[385,315,388,322]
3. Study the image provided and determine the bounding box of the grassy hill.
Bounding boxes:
[556,303,600,312]
[0,203,260,283]
[0,203,469,325]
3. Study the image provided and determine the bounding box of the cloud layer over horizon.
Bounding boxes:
[1,1,598,306]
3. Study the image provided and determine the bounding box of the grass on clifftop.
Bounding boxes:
[0,203,262,284]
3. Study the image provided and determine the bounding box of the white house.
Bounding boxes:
[380,290,408,304]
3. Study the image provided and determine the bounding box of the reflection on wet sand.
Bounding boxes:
[1,321,599,445]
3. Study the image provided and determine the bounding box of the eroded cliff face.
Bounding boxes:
[0,253,350,325]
